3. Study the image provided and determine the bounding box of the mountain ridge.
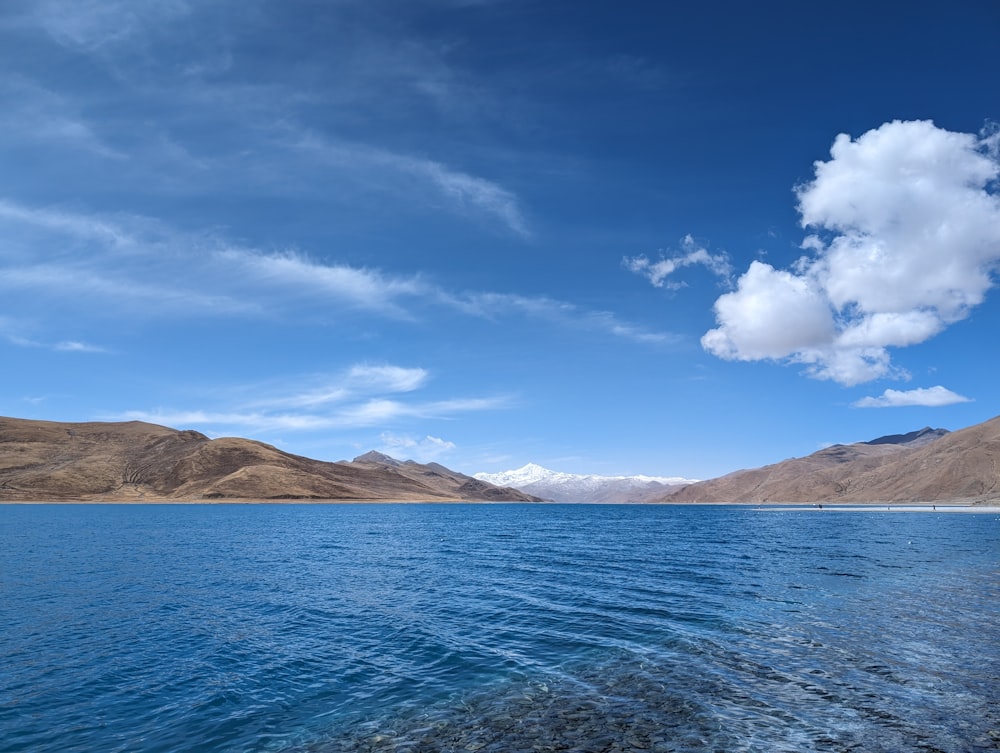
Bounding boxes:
[662,417,998,504]
[0,417,540,502]
[3,414,997,504]
[474,463,699,503]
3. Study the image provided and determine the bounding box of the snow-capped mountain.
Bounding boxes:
[473,463,699,503]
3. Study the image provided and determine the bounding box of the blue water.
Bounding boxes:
[1,504,998,753]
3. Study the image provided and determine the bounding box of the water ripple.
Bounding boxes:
[1,504,998,753]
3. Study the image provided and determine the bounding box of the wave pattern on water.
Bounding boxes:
[1,504,998,753]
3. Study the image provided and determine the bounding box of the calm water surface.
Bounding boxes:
[1,504,998,752]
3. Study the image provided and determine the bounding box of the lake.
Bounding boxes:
[1,504,998,752]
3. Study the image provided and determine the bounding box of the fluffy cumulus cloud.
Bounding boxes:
[700,261,834,360]
[624,235,731,290]
[853,386,972,409]
[702,120,1000,386]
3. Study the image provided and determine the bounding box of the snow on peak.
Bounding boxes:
[474,463,699,502]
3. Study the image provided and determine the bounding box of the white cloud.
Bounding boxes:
[853,386,972,408]
[0,316,109,353]
[702,261,835,360]
[53,340,108,353]
[1,263,257,316]
[0,198,136,249]
[249,365,429,410]
[446,291,675,344]
[219,248,430,317]
[333,395,510,426]
[0,78,127,160]
[791,345,895,386]
[420,160,529,238]
[703,120,1000,386]
[1,198,665,346]
[347,365,428,394]
[25,0,191,52]
[289,132,530,236]
[624,235,731,289]
[117,410,334,433]
[800,121,999,319]
[378,432,457,462]
[115,367,510,436]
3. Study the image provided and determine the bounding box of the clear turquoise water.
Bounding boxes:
[1,504,998,753]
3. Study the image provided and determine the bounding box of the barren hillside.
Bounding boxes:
[664,416,999,504]
[0,417,539,502]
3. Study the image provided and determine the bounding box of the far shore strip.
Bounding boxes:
[2,499,1000,510]
[756,504,1000,513]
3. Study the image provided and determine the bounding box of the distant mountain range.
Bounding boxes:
[474,463,698,503]
[663,420,999,504]
[3,414,998,504]
[0,417,539,502]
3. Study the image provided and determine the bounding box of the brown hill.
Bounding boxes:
[0,417,540,503]
[664,415,1000,505]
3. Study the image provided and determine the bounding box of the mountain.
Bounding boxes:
[474,463,699,503]
[348,451,542,502]
[663,418,1000,504]
[861,426,949,447]
[0,417,540,502]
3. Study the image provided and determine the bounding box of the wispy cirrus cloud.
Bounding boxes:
[218,248,431,318]
[115,364,511,437]
[0,315,109,353]
[247,365,430,410]
[22,0,192,52]
[3,334,108,354]
[0,198,670,345]
[53,340,109,353]
[1,263,259,316]
[442,291,675,345]
[852,386,972,409]
[0,198,136,249]
[287,131,530,237]
[115,410,335,433]
[378,432,457,463]
[332,395,511,428]
[0,78,127,160]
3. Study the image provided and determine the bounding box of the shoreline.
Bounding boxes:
[3,499,999,512]
[755,503,1000,513]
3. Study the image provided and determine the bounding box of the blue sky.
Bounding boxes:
[2,0,998,480]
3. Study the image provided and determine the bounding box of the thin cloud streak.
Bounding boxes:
[218,248,431,317]
[116,393,512,435]
[378,432,457,463]
[0,316,109,353]
[0,199,136,249]
[1,263,258,316]
[443,291,676,345]
[114,361,509,437]
[24,0,193,53]
[0,78,127,160]
[853,386,972,409]
[248,366,430,410]
[1,197,666,345]
[288,131,530,237]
